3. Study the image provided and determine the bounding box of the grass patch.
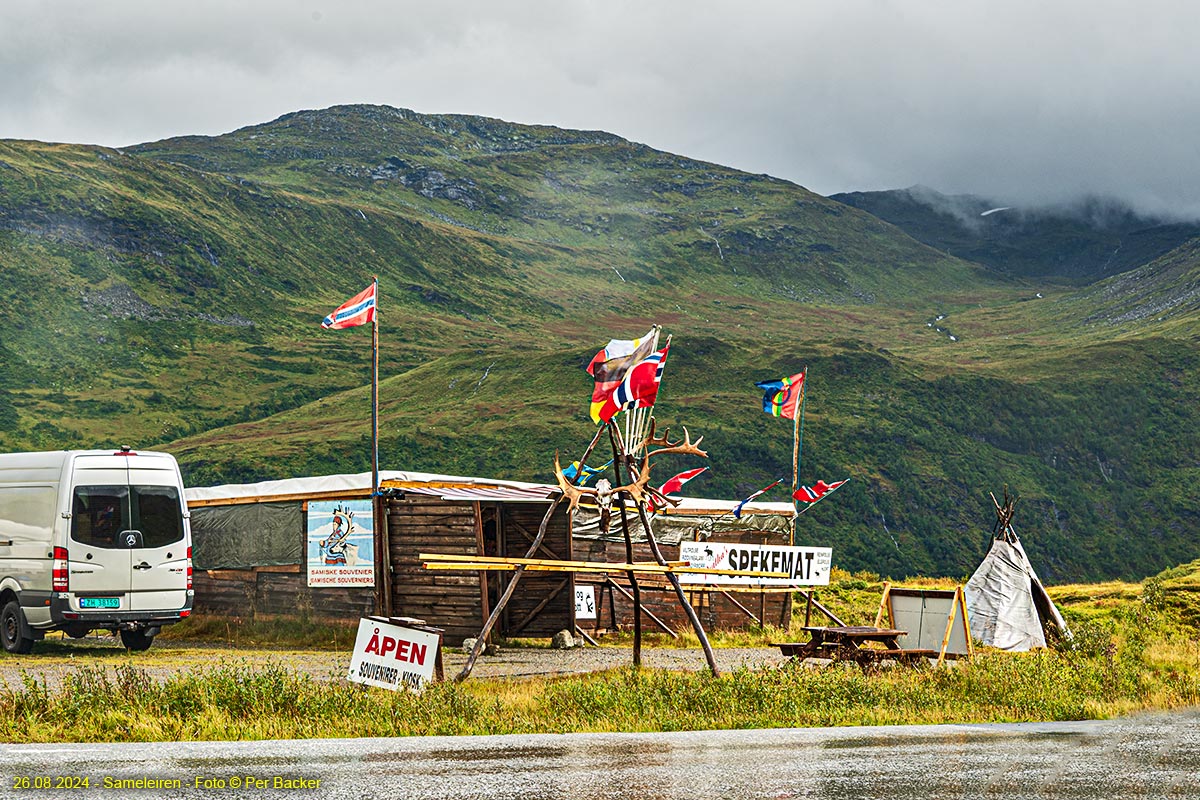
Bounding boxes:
[1,626,1196,743]
[3,563,1200,742]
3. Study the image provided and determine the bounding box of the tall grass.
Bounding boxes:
[2,611,1197,743]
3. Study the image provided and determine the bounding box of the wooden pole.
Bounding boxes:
[455,425,607,682]
[790,367,807,546]
[609,423,642,668]
[371,277,391,615]
[371,276,379,495]
[629,494,720,676]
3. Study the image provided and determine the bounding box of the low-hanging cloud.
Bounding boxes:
[3,0,1198,217]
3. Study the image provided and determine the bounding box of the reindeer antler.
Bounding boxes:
[618,419,708,506]
[554,420,708,515]
[554,451,594,513]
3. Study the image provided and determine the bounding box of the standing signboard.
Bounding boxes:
[574,585,597,620]
[678,541,832,586]
[347,618,441,692]
[307,500,375,588]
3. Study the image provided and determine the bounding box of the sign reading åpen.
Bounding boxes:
[306,500,375,587]
[678,541,832,586]
[347,618,440,692]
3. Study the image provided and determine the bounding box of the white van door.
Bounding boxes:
[68,476,134,610]
[126,466,188,612]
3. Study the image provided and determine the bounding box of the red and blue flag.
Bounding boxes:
[592,341,670,423]
[793,479,848,503]
[321,282,377,329]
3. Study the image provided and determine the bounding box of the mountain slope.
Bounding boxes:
[1,105,1199,583]
[831,185,1200,284]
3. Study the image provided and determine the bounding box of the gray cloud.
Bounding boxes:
[2,0,1198,216]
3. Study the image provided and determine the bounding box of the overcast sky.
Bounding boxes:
[4,1,1199,216]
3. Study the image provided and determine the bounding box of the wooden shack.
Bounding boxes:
[185,470,572,645]
[571,496,802,635]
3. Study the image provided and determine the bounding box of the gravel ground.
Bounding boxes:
[0,636,793,688]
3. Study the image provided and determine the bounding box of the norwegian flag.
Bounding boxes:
[792,479,848,503]
[593,343,670,423]
[321,282,377,329]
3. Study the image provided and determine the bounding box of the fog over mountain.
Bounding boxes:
[2,1,1199,217]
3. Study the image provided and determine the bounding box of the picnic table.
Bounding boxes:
[774,626,940,669]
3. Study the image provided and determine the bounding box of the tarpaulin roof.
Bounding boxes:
[185,470,557,507]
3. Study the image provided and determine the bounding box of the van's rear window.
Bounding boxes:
[71,486,184,549]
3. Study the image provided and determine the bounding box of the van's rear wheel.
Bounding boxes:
[119,628,154,652]
[1,600,34,654]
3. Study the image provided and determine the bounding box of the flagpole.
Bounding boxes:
[791,366,808,545]
[371,276,379,493]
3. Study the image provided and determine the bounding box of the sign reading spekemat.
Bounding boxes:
[678,541,832,586]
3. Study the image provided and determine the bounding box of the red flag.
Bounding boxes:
[657,467,709,496]
[321,282,377,329]
[792,479,848,503]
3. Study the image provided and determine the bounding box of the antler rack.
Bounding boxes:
[554,418,707,513]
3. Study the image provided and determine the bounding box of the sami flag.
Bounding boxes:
[588,327,660,422]
[593,344,670,424]
[793,479,848,503]
[756,371,805,420]
[321,282,377,329]
[658,466,709,497]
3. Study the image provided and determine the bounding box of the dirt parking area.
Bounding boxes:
[0,636,793,688]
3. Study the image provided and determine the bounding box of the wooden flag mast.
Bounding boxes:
[790,365,808,546]
[371,275,380,492]
[369,276,391,616]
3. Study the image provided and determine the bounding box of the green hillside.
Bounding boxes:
[1,105,1199,583]
[831,185,1200,284]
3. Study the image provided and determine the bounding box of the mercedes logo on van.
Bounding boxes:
[125,533,138,547]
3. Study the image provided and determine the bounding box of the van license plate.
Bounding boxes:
[79,597,120,609]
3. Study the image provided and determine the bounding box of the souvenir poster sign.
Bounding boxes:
[574,585,597,620]
[307,500,375,587]
[678,541,832,587]
[347,618,440,692]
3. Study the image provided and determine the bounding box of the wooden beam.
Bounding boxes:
[718,588,760,625]
[421,552,787,577]
[605,577,678,638]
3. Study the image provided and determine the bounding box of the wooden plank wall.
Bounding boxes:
[386,494,484,645]
[193,565,374,620]
[573,535,793,634]
[497,503,573,639]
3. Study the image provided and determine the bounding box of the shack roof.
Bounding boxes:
[185,470,555,507]
[185,471,794,520]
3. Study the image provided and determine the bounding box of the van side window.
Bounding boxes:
[135,486,184,548]
[71,486,130,548]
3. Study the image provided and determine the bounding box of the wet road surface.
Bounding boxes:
[2,710,1197,799]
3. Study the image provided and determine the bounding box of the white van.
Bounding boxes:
[0,448,193,652]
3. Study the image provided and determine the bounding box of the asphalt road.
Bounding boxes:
[2,711,1198,799]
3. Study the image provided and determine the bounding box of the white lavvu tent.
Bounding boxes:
[964,491,1071,651]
